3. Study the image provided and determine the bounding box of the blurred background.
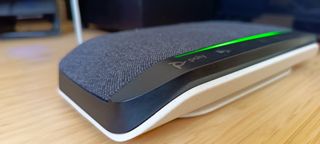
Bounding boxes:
[0,0,319,39]
[1,1,319,143]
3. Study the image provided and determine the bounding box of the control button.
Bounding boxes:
[215,49,231,54]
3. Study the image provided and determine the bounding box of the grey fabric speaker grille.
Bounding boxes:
[59,21,288,101]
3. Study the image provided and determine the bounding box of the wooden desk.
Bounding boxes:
[1,31,320,144]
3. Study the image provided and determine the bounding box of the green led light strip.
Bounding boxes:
[175,31,285,58]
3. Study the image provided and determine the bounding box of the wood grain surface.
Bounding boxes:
[0,30,320,144]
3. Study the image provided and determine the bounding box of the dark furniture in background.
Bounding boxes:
[69,0,216,30]
[0,0,318,38]
[292,0,320,33]
[0,0,60,38]
[69,0,319,35]
[216,0,320,34]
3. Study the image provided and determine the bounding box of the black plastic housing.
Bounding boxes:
[59,31,316,134]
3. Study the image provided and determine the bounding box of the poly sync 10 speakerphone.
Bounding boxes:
[58,21,319,142]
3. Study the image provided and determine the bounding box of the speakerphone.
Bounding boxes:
[58,21,318,142]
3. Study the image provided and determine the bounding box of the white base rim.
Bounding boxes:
[180,69,291,118]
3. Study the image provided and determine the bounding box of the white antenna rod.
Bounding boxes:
[70,0,83,44]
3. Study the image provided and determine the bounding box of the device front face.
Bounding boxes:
[113,31,315,102]
[59,22,317,135]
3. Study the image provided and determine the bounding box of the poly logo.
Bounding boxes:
[168,61,187,69]
[168,55,207,69]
